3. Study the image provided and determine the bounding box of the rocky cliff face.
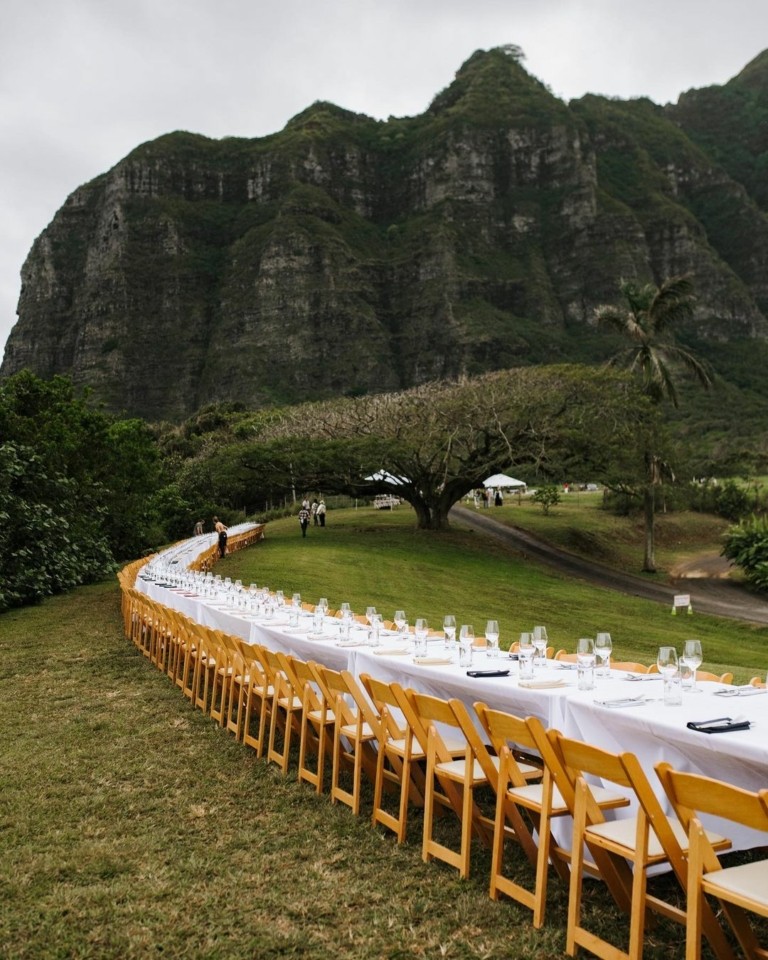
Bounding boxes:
[4,46,768,421]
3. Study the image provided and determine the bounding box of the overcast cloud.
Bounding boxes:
[2,0,766,354]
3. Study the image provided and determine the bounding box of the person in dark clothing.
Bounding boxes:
[213,516,228,557]
[298,506,310,538]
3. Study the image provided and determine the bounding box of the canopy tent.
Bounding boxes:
[364,470,408,486]
[483,473,526,489]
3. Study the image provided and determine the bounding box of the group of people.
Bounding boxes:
[298,498,326,537]
[193,517,229,557]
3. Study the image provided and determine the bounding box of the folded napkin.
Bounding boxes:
[413,656,454,666]
[282,626,310,634]
[714,686,766,697]
[336,640,369,648]
[466,669,510,678]
[518,679,568,690]
[372,647,410,656]
[686,717,752,734]
[306,633,334,641]
[594,695,646,708]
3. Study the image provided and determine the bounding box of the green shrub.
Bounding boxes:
[722,515,768,592]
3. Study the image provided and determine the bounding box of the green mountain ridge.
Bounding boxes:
[2,45,768,466]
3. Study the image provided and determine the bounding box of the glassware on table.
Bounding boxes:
[459,624,474,667]
[291,591,301,608]
[595,632,612,677]
[657,646,681,705]
[340,601,351,619]
[369,613,383,647]
[443,615,457,651]
[576,637,596,691]
[485,620,500,658]
[532,625,548,666]
[365,605,377,626]
[681,639,703,692]
[394,610,407,633]
[518,632,535,679]
[414,618,429,657]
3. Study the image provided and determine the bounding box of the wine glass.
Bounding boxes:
[317,597,328,615]
[657,646,679,678]
[485,620,499,658]
[682,639,703,692]
[443,614,456,650]
[532,625,548,666]
[340,601,351,619]
[595,632,613,677]
[292,591,301,608]
[394,610,407,633]
[366,605,377,626]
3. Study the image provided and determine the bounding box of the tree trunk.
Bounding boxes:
[411,497,452,530]
[642,483,656,573]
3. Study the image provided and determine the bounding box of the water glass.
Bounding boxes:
[533,625,548,666]
[443,615,457,651]
[576,637,596,691]
[369,613,382,647]
[663,673,683,705]
[394,610,406,633]
[459,625,474,667]
[414,618,429,657]
[595,632,612,677]
[657,646,679,679]
[485,620,499,658]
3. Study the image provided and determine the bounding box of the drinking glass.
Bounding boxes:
[414,618,429,656]
[366,605,377,626]
[340,601,351,619]
[656,646,679,678]
[518,632,535,678]
[317,598,329,619]
[485,620,500,658]
[394,610,407,633]
[443,615,457,651]
[533,625,548,666]
[682,640,703,692]
[292,591,301,608]
[369,613,383,647]
[576,637,596,691]
[459,625,474,667]
[595,632,612,677]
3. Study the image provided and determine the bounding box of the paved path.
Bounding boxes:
[451,505,768,625]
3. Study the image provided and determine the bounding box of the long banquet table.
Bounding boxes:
[137,574,768,851]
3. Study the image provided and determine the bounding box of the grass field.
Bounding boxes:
[1,505,766,958]
[218,507,767,683]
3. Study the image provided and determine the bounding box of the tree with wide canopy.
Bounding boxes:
[241,364,653,530]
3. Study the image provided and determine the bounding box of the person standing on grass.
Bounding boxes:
[317,499,326,527]
[213,516,228,557]
[298,504,310,538]
[193,518,204,536]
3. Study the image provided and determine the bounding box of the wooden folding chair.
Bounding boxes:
[656,763,768,960]
[224,644,250,739]
[474,704,572,927]
[611,661,651,673]
[310,664,377,816]
[403,690,497,879]
[259,649,302,775]
[241,644,273,758]
[360,673,426,843]
[289,656,334,794]
[553,734,733,960]
[209,633,237,726]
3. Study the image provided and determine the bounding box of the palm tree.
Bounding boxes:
[595,274,712,572]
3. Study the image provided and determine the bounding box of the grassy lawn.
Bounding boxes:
[1,507,766,958]
[219,507,766,682]
[474,490,732,575]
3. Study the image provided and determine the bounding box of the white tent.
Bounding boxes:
[364,470,408,486]
[483,473,526,489]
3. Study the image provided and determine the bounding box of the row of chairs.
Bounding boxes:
[122,584,767,960]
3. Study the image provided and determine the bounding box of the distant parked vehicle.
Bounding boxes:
[373,494,401,509]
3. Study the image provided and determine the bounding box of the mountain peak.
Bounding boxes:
[732,48,768,93]
[427,45,565,124]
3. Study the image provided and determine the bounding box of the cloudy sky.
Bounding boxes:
[2,0,766,354]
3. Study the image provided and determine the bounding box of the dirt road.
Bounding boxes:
[451,505,768,626]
